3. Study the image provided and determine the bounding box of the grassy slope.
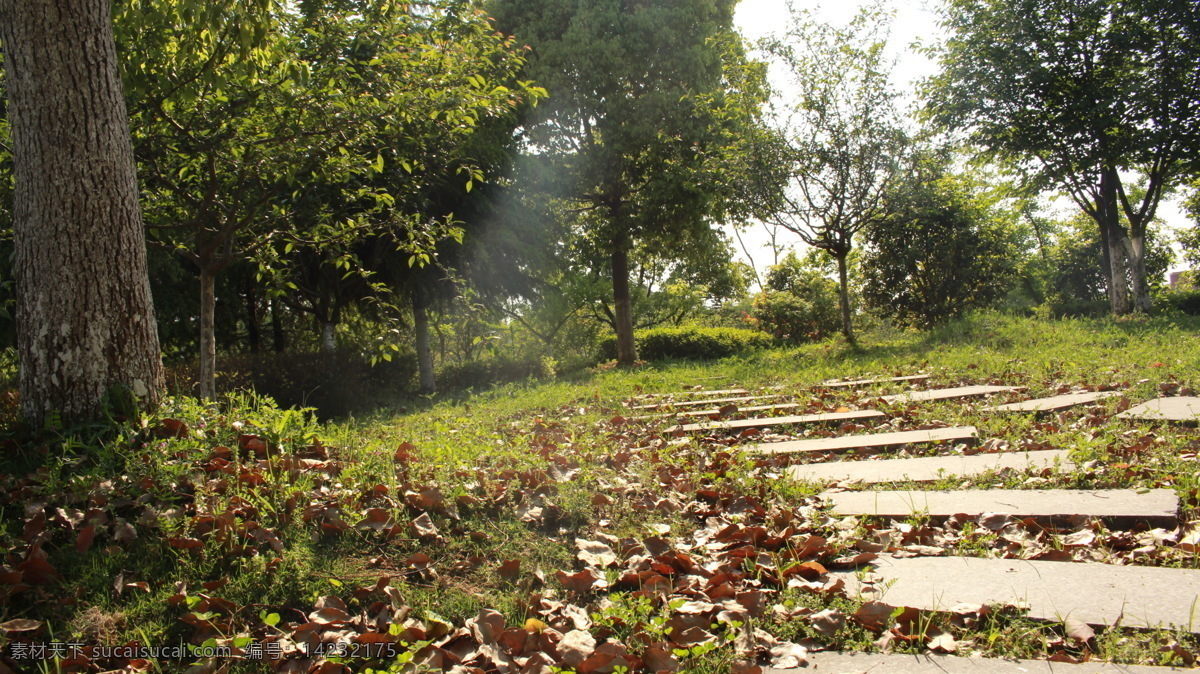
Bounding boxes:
[1,312,1199,672]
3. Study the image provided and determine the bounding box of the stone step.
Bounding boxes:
[822,489,1179,528]
[988,390,1120,413]
[627,394,782,410]
[833,555,1200,633]
[768,652,1191,673]
[821,374,931,389]
[667,410,885,433]
[628,388,750,403]
[748,427,978,456]
[786,449,1073,485]
[1117,396,1200,423]
[883,385,1025,404]
[632,403,800,421]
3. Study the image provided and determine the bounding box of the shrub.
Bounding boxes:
[750,290,840,344]
[597,326,774,362]
[436,355,556,390]
[1160,289,1200,316]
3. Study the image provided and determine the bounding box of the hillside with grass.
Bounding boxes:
[2,314,1198,672]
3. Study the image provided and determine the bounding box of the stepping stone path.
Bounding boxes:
[632,403,800,420]
[882,385,1024,404]
[833,556,1200,633]
[667,410,885,433]
[988,390,1120,413]
[821,374,931,389]
[822,488,1179,528]
[768,652,1191,673]
[627,394,782,410]
[632,378,1195,652]
[1117,396,1200,422]
[786,449,1072,485]
[749,427,978,456]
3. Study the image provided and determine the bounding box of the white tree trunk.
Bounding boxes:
[1,0,164,425]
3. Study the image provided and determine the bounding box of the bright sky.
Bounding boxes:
[730,0,1189,282]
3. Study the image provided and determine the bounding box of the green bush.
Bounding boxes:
[597,326,774,362]
[436,355,556,390]
[750,290,841,344]
[1160,289,1200,315]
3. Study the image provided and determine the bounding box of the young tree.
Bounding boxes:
[760,3,906,344]
[860,151,1022,327]
[489,0,770,366]
[924,0,1200,314]
[0,0,164,425]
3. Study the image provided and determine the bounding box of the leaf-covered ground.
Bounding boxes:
[1,313,1198,673]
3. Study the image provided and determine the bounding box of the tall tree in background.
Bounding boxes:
[761,3,906,344]
[0,0,164,425]
[489,0,768,366]
[924,0,1200,314]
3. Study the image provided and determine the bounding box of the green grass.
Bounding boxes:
[2,312,1200,671]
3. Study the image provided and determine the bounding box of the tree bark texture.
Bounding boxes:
[199,268,217,400]
[1097,169,1131,315]
[611,235,637,366]
[412,289,435,394]
[835,252,855,345]
[1,0,164,425]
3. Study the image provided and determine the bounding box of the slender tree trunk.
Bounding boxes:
[245,277,261,353]
[199,267,218,401]
[413,290,436,394]
[836,252,855,345]
[271,298,287,353]
[1,0,165,425]
[611,233,637,366]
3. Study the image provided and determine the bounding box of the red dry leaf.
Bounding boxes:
[497,559,521,582]
[643,644,681,673]
[556,569,602,594]
[308,607,351,625]
[159,418,189,439]
[75,523,96,554]
[394,441,417,464]
[852,601,897,631]
[168,537,204,550]
[17,545,60,585]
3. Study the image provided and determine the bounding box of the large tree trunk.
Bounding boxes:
[1126,234,1152,313]
[1,0,164,425]
[320,321,336,355]
[412,289,436,394]
[1105,229,1131,315]
[835,252,856,345]
[611,234,637,366]
[199,267,218,401]
[1097,169,1131,315]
